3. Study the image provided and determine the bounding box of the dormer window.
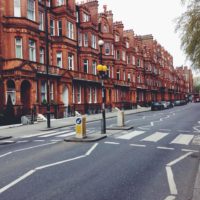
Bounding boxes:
[83,13,90,22]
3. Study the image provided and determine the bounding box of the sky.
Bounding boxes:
[77,0,190,68]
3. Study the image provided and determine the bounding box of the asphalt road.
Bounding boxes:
[0,103,200,200]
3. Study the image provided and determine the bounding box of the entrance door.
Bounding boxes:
[21,81,31,114]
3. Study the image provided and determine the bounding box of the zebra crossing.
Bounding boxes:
[113,130,200,146]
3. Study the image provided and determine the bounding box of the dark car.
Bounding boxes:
[174,100,181,106]
[151,102,164,111]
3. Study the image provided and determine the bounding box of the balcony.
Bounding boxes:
[36,65,61,77]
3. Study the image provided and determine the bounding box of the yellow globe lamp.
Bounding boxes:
[102,65,107,72]
[97,64,103,72]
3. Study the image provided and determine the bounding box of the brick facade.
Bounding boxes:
[0,0,193,118]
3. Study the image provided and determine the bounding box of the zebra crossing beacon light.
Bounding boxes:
[97,39,107,134]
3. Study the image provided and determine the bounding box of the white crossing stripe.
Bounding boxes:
[170,134,194,145]
[39,130,71,138]
[142,132,169,142]
[117,131,145,140]
[192,135,200,145]
[56,132,76,138]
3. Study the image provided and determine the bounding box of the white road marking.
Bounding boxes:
[85,143,99,156]
[157,147,174,151]
[0,143,99,194]
[165,152,193,196]
[18,130,58,138]
[39,130,71,138]
[130,144,146,147]
[17,140,29,143]
[36,155,86,170]
[0,152,12,158]
[142,132,169,142]
[0,140,15,143]
[50,139,62,142]
[170,134,194,145]
[14,142,57,152]
[105,142,120,145]
[164,195,176,200]
[117,131,145,140]
[192,135,200,145]
[166,166,178,195]
[167,152,193,167]
[56,132,76,138]
[34,140,45,142]
[181,149,199,153]
[0,169,36,194]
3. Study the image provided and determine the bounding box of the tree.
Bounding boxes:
[176,0,200,69]
[4,94,15,125]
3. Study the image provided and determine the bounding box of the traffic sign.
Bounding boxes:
[76,117,82,125]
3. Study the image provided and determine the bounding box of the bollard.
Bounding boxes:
[75,115,86,139]
[117,110,125,127]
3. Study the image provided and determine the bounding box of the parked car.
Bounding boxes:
[160,101,168,109]
[166,101,174,108]
[174,100,181,106]
[151,102,164,111]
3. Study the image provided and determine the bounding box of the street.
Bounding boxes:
[0,103,200,200]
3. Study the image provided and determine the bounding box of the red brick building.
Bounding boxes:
[0,0,193,119]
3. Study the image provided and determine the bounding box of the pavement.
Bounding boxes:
[0,106,150,138]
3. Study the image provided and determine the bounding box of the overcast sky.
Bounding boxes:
[77,0,190,68]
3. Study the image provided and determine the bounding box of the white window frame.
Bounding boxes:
[83,59,89,73]
[14,0,21,17]
[56,52,62,68]
[39,12,44,31]
[93,88,97,103]
[57,20,62,36]
[83,33,88,47]
[68,53,74,70]
[6,90,16,105]
[41,81,47,102]
[67,21,74,39]
[27,0,35,21]
[50,82,54,101]
[50,19,55,36]
[91,34,97,49]
[29,39,36,62]
[128,73,131,82]
[122,51,126,61]
[77,86,81,104]
[83,13,89,22]
[15,37,23,59]
[123,71,126,81]
[92,60,96,75]
[88,87,92,103]
[105,43,110,55]
[40,47,44,64]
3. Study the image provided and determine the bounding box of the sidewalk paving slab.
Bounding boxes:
[192,160,200,200]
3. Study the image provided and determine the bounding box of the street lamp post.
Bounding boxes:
[44,0,51,128]
[97,40,107,134]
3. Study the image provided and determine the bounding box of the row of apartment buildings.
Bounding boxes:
[0,0,193,118]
